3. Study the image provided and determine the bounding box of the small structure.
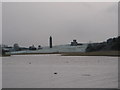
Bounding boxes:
[49,36,52,48]
[29,45,37,50]
[70,40,83,46]
[71,40,78,46]
[38,45,42,49]
[13,43,20,51]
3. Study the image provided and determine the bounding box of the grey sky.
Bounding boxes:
[2,2,118,47]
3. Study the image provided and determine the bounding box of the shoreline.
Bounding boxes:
[61,51,120,57]
[2,51,120,57]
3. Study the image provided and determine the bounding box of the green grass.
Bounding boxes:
[0,54,11,57]
[11,52,61,55]
[2,51,120,57]
[61,51,120,56]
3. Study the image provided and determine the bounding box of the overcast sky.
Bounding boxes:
[2,2,118,47]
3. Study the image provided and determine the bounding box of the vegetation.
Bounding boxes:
[9,52,61,55]
[62,36,120,56]
[61,51,120,56]
[86,36,120,52]
[0,49,11,57]
[1,36,120,57]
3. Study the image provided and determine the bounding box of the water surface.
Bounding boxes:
[2,55,118,88]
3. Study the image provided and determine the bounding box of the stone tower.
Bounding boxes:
[49,36,52,48]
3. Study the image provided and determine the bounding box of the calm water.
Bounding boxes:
[2,55,118,88]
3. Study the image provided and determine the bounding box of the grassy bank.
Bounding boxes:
[0,54,11,57]
[10,52,61,55]
[61,51,120,56]
[3,51,120,57]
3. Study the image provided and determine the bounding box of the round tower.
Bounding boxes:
[49,36,52,48]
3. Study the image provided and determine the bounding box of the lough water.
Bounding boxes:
[2,54,118,88]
